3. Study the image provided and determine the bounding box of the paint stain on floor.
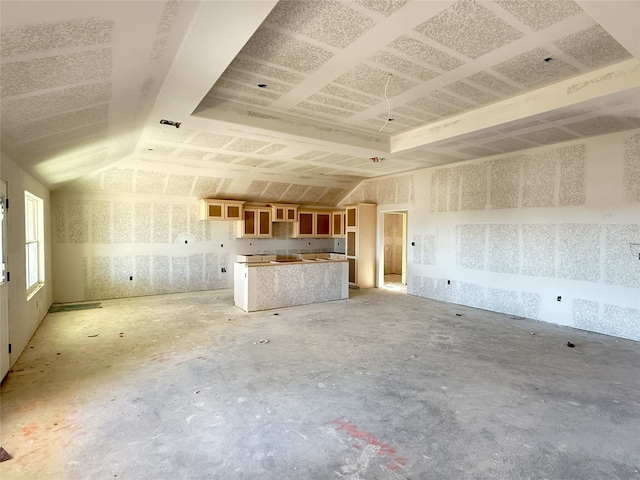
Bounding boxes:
[327,417,407,477]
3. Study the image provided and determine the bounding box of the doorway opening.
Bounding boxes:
[382,211,407,293]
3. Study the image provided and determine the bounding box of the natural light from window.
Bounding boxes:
[25,191,44,297]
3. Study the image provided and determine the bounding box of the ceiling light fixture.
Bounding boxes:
[544,57,553,63]
[159,119,181,128]
[257,83,267,88]
[379,74,393,133]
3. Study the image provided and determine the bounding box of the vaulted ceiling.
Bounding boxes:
[1,0,639,206]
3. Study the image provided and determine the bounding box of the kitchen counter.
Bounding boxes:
[234,257,348,312]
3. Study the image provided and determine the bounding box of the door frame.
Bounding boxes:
[377,209,407,288]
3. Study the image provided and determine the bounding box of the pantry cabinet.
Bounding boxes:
[345,203,376,288]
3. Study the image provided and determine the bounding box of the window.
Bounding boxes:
[25,191,44,296]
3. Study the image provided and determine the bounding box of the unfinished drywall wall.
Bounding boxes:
[344,129,640,341]
[51,192,341,302]
[1,153,53,369]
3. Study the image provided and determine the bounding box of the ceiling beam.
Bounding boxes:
[390,58,640,153]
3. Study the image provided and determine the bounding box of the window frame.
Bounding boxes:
[24,191,44,298]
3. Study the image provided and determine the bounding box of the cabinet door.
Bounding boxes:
[201,200,225,220]
[226,203,243,220]
[258,210,272,237]
[315,212,331,237]
[274,206,286,221]
[346,206,357,228]
[298,212,314,236]
[244,209,256,235]
[346,231,356,256]
[208,203,224,219]
[348,258,356,284]
[332,211,344,237]
[286,206,297,222]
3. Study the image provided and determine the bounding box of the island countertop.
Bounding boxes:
[240,257,347,267]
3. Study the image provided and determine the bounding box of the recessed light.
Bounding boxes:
[388,118,394,122]
[257,83,267,88]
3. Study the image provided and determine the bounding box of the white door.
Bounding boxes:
[0,179,9,380]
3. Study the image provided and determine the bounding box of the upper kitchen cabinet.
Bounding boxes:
[331,210,345,238]
[237,206,272,238]
[270,204,298,223]
[200,199,245,220]
[293,209,332,238]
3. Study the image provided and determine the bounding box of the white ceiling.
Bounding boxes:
[1,0,639,206]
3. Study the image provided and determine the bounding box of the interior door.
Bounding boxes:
[0,179,9,380]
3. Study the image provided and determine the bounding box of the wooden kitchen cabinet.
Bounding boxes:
[237,206,272,238]
[200,199,245,220]
[293,209,333,238]
[345,203,376,288]
[331,210,345,237]
[270,203,298,222]
[295,210,315,237]
[315,211,331,237]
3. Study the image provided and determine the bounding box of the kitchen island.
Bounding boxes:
[234,256,348,312]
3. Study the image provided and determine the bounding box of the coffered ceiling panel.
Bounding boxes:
[554,24,632,68]
[267,0,377,49]
[413,0,523,59]
[241,27,334,74]
[1,0,638,206]
[494,0,583,31]
[0,17,113,56]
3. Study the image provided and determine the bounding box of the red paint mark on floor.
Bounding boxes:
[15,400,44,414]
[21,423,39,436]
[326,417,407,471]
[151,353,172,363]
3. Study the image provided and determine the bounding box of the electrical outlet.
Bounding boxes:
[221,268,226,273]
[411,242,415,246]
[447,280,450,285]
[129,276,133,281]
[557,296,561,302]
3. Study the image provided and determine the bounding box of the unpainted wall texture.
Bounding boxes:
[1,153,53,371]
[348,130,640,341]
[51,193,339,302]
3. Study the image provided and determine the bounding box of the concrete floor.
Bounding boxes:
[383,275,407,294]
[1,288,639,479]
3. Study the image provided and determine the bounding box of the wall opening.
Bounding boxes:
[382,211,407,293]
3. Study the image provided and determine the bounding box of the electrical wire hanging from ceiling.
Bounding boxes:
[379,73,393,133]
